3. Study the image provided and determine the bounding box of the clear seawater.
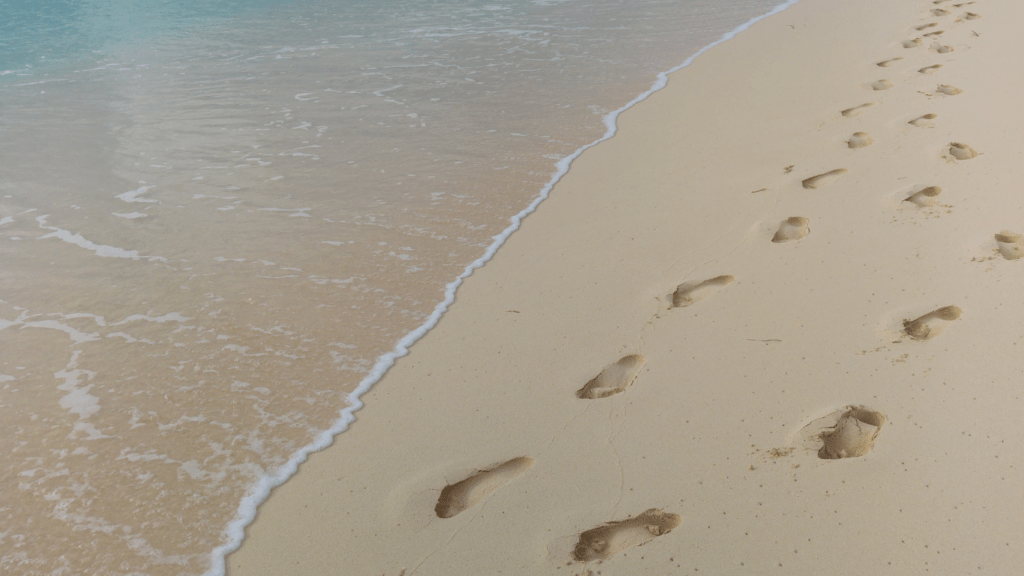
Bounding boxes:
[0,0,790,574]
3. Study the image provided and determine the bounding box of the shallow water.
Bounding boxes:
[0,0,786,573]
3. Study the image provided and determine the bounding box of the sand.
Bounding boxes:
[227,0,1024,574]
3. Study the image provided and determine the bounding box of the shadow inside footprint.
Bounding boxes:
[802,168,848,189]
[903,305,962,340]
[848,132,873,149]
[877,57,903,67]
[916,22,938,30]
[935,44,954,53]
[435,456,534,518]
[937,84,962,95]
[841,103,874,117]
[577,354,644,399]
[919,64,943,74]
[818,407,887,460]
[872,79,893,90]
[671,275,735,308]
[923,30,944,37]
[965,12,980,19]
[904,185,942,206]
[932,8,949,16]
[573,509,682,562]
[772,217,810,243]
[903,38,922,48]
[909,113,937,127]
[949,142,978,160]
[995,231,1024,260]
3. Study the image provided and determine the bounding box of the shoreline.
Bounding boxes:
[229,0,1024,574]
[205,1,804,572]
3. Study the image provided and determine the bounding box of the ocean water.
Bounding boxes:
[0,0,792,574]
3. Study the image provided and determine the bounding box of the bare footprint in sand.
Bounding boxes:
[671,275,734,308]
[903,38,923,48]
[802,168,848,189]
[841,103,874,117]
[934,44,954,53]
[435,457,534,518]
[877,57,903,67]
[818,407,887,460]
[903,305,962,340]
[573,509,681,562]
[995,231,1024,260]
[919,64,943,74]
[904,185,942,206]
[909,113,937,127]
[923,30,944,38]
[872,79,894,90]
[916,22,938,30]
[932,8,950,16]
[949,142,978,160]
[577,355,645,399]
[848,132,873,149]
[964,12,981,19]
[937,84,962,95]
[772,217,810,243]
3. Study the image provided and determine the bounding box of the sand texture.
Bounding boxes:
[228,0,1024,574]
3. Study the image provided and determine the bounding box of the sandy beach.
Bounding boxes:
[227,0,1024,574]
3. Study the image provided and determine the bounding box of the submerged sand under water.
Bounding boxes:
[0,1,786,573]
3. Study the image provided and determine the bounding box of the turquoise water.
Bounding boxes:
[0,1,792,574]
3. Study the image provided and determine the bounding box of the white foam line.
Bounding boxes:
[204,0,802,572]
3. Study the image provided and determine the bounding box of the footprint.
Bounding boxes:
[904,185,942,206]
[933,0,951,3]
[435,457,534,518]
[937,84,962,95]
[802,168,848,189]
[995,231,1024,260]
[577,355,645,399]
[876,57,903,67]
[932,8,950,16]
[572,509,682,562]
[848,132,874,149]
[841,103,875,117]
[872,79,893,90]
[923,30,944,37]
[916,22,938,30]
[903,38,923,48]
[949,142,978,160]
[919,64,943,74]
[964,12,980,19]
[903,305,962,340]
[772,217,810,243]
[818,407,887,460]
[909,113,937,127]
[670,275,735,308]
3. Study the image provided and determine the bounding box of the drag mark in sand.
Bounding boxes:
[572,509,681,562]
[877,57,903,67]
[801,168,848,189]
[670,275,735,308]
[903,305,962,340]
[841,103,874,117]
[435,457,534,518]
[577,355,645,399]
[772,217,810,243]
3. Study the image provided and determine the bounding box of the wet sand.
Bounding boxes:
[228,0,1024,574]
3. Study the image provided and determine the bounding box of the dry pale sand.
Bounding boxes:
[228,0,1024,574]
